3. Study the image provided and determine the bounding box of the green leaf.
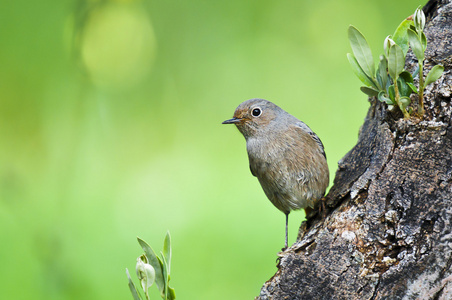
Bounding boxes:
[347,53,378,88]
[388,85,395,101]
[376,55,388,90]
[412,65,420,77]
[348,25,375,78]
[137,237,165,296]
[399,71,414,94]
[407,82,418,93]
[400,96,411,108]
[375,71,384,91]
[360,86,379,97]
[126,268,143,300]
[388,44,405,80]
[399,71,414,83]
[397,76,413,98]
[168,287,176,300]
[393,19,414,55]
[161,252,169,299]
[421,31,427,51]
[425,65,444,86]
[163,231,171,275]
[378,90,394,105]
[407,29,424,62]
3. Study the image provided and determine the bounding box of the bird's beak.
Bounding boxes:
[222,117,242,124]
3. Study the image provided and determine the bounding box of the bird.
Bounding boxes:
[222,99,329,249]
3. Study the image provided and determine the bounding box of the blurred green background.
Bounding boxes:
[0,0,424,299]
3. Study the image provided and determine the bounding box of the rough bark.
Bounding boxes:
[257,1,452,299]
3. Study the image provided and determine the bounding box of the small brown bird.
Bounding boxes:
[222,99,329,248]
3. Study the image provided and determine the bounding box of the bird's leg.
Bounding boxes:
[316,197,327,218]
[284,212,289,249]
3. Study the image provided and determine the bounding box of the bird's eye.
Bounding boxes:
[252,108,262,117]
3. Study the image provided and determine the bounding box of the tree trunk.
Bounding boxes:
[257,1,452,299]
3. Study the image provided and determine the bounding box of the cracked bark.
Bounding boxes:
[257,1,452,299]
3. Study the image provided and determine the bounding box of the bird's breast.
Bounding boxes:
[245,132,329,211]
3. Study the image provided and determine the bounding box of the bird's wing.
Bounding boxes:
[294,121,326,158]
[249,155,258,177]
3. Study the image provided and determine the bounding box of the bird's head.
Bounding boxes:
[222,98,281,139]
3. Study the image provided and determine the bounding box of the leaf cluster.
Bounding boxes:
[347,7,444,118]
[127,232,176,300]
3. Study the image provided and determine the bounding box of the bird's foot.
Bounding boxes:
[318,197,328,218]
